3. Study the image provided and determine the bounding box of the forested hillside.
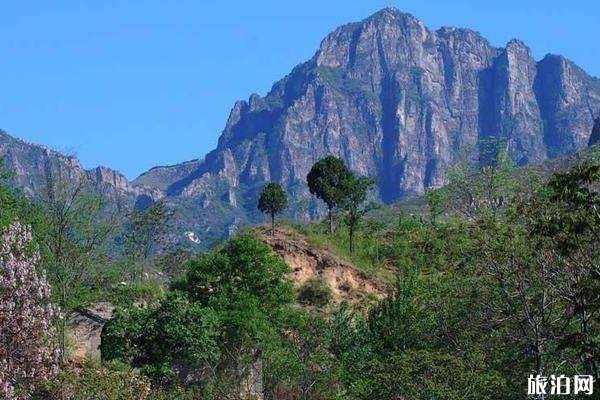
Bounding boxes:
[3,132,600,398]
[1,6,600,400]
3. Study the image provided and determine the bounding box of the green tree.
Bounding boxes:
[340,175,375,253]
[39,171,115,363]
[307,156,352,234]
[264,309,337,400]
[257,181,288,235]
[103,234,294,395]
[124,202,172,281]
[439,138,536,221]
[523,159,600,376]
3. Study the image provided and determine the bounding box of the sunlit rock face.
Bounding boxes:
[150,8,598,207]
[2,8,600,247]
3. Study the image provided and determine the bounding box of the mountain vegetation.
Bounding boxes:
[2,136,600,398]
[2,6,600,400]
[258,182,288,235]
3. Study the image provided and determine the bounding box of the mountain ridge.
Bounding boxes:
[1,7,599,247]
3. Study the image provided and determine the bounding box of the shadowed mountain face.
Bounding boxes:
[2,8,600,247]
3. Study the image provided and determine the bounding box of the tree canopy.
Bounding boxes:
[257,182,288,234]
[306,155,353,234]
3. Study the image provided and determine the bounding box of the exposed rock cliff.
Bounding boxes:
[1,8,599,247]
[0,130,160,212]
[137,8,599,245]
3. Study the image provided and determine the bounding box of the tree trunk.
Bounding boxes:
[328,208,333,235]
[271,212,275,236]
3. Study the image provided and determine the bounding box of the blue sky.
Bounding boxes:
[0,1,598,179]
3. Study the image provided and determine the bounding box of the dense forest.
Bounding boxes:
[3,137,600,399]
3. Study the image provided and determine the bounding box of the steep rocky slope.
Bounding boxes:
[135,8,600,245]
[1,8,599,247]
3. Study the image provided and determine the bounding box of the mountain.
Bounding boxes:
[2,8,600,247]
[0,130,160,212]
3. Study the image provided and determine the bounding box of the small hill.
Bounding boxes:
[253,226,388,305]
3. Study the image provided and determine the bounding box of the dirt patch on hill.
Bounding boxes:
[254,226,388,304]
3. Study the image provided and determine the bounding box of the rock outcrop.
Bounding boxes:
[68,302,114,363]
[136,8,600,244]
[1,8,599,247]
[254,226,387,304]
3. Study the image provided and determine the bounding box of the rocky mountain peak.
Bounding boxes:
[1,8,599,249]
[127,8,599,246]
[366,7,421,26]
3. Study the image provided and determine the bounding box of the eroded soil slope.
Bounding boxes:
[254,226,388,304]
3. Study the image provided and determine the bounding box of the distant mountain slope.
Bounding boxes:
[1,8,599,248]
[0,130,160,212]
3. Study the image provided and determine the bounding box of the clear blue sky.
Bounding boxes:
[1,1,598,179]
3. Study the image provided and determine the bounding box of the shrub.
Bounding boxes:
[101,234,294,392]
[38,361,151,400]
[297,277,333,307]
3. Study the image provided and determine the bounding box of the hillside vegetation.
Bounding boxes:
[4,140,600,399]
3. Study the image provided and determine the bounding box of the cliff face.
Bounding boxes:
[0,131,160,212]
[1,8,599,247]
[137,8,599,244]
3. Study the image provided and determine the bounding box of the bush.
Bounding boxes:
[37,361,151,400]
[297,277,333,307]
[106,280,166,308]
[101,234,294,393]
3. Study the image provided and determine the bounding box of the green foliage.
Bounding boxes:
[102,291,221,385]
[39,361,151,400]
[431,138,540,221]
[297,277,333,307]
[124,201,172,281]
[105,280,166,308]
[174,234,293,310]
[264,308,339,399]
[102,234,294,393]
[340,174,375,253]
[0,159,48,243]
[8,128,600,399]
[307,155,353,234]
[257,181,288,233]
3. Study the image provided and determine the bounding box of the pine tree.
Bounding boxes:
[258,182,288,235]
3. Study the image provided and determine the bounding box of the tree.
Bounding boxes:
[439,138,538,221]
[307,156,353,234]
[39,171,115,363]
[103,234,294,396]
[340,174,375,253]
[522,159,600,376]
[0,222,59,399]
[258,182,288,235]
[124,202,172,281]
